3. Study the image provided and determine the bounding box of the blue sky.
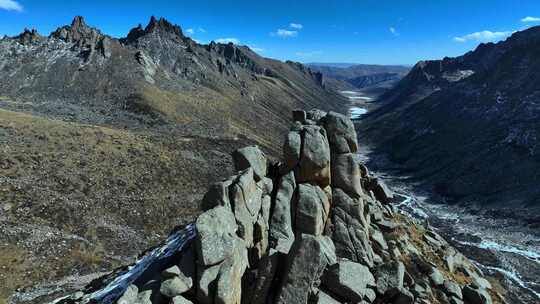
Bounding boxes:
[1,0,540,65]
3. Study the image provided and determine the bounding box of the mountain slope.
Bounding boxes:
[0,16,341,149]
[0,16,347,302]
[360,26,540,221]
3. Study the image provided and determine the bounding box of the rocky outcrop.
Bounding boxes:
[57,109,501,304]
[50,16,114,60]
[13,28,41,45]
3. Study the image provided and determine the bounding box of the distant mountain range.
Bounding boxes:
[308,63,411,91]
[361,26,540,223]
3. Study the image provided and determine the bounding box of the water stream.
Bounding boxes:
[340,90,370,119]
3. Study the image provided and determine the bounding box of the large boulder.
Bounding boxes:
[215,238,249,304]
[443,280,463,299]
[429,267,445,286]
[322,259,376,303]
[283,130,302,170]
[370,227,388,251]
[276,234,335,304]
[297,125,331,186]
[331,153,363,197]
[160,276,192,298]
[322,111,358,154]
[253,209,269,262]
[196,236,248,304]
[117,285,138,304]
[172,295,193,304]
[230,168,263,247]
[269,171,296,254]
[232,146,267,181]
[296,183,331,236]
[331,188,374,266]
[375,261,405,297]
[195,206,237,266]
[160,266,193,298]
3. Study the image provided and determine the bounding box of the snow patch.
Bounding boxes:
[349,107,367,119]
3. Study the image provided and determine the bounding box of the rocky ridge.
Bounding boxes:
[57,110,503,304]
[0,15,338,140]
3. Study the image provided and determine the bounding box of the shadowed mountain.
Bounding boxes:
[360,26,540,223]
[308,63,411,91]
[0,16,347,302]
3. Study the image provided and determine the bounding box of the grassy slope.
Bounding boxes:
[0,109,260,301]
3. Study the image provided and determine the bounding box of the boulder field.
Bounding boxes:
[59,110,503,304]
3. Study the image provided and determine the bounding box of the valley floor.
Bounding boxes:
[354,138,540,304]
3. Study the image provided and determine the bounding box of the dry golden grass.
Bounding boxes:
[0,246,30,303]
[0,108,248,299]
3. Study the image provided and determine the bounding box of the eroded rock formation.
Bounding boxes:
[59,110,502,304]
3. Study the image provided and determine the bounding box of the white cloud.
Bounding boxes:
[0,0,23,12]
[521,16,540,23]
[215,37,240,44]
[271,29,298,38]
[453,30,513,43]
[290,23,303,29]
[185,28,195,35]
[295,50,323,57]
[198,27,206,33]
[249,46,265,52]
[389,27,399,36]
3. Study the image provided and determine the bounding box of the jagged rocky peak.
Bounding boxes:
[72,15,87,30]
[122,16,184,45]
[13,27,41,44]
[207,41,266,75]
[51,15,103,47]
[124,23,145,43]
[145,16,183,36]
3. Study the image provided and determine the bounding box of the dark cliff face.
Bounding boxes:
[361,26,540,215]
